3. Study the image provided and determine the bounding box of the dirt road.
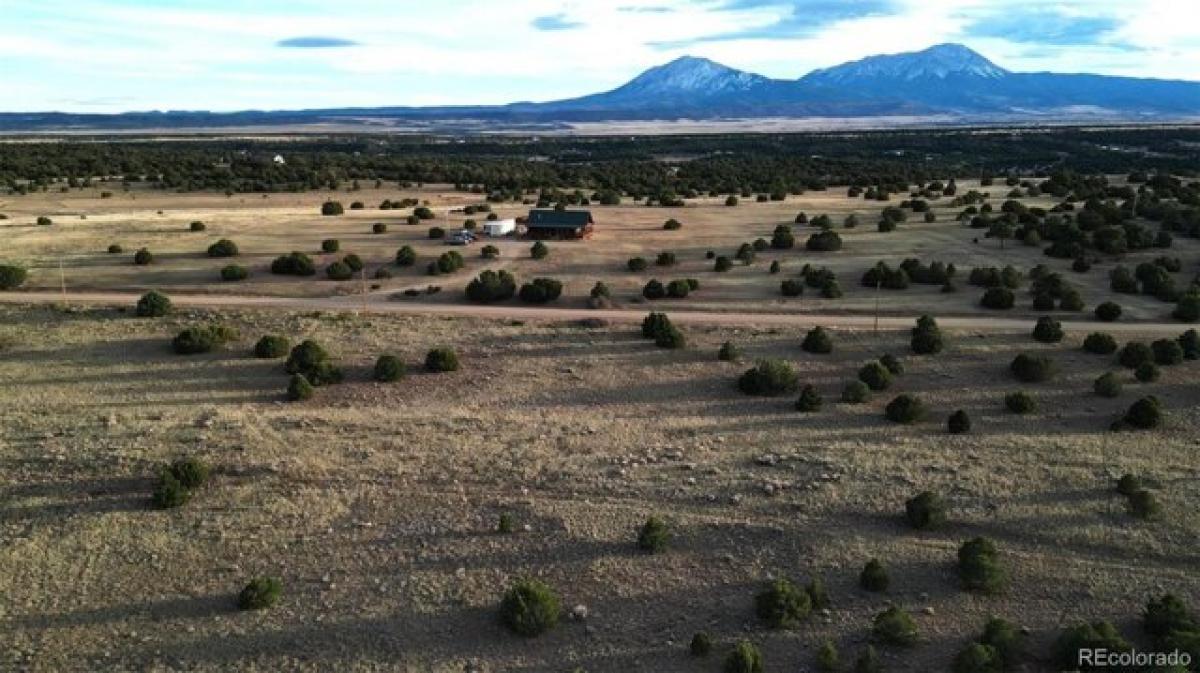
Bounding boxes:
[2,289,1194,334]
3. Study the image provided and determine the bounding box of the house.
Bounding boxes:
[483,218,516,237]
[524,209,594,240]
[272,154,286,165]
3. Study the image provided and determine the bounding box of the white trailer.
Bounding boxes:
[482,219,516,237]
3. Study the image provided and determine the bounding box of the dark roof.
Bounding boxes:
[526,209,594,228]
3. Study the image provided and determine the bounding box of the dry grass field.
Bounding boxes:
[1,302,1198,672]
[1,180,1196,322]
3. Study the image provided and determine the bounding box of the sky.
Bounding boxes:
[3,0,1199,113]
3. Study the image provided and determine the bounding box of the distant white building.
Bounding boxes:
[482,219,516,237]
[272,155,286,165]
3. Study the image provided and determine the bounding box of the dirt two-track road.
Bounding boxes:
[0,289,1192,334]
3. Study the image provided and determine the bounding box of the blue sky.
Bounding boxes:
[3,0,1197,112]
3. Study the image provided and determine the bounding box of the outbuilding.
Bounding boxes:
[524,209,594,240]
[482,218,516,237]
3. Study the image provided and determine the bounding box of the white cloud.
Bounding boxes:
[1,0,1197,111]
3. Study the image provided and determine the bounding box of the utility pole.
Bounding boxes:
[59,257,67,309]
[874,277,881,335]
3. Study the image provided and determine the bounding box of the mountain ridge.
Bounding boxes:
[3,44,1199,131]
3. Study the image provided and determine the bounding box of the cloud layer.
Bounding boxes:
[2,0,1196,112]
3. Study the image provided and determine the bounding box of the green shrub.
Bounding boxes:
[254,335,290,359]
[781,279,804,297]
[958,537,1005,594]
[802,327,833,354]
[394,245,417,266]
[1144,594,1196,640]
[872,606,919,647]
[372,223,387,234]
[885,394,925,424]
[220,264,249,282]
[724,640,764,673]
[0,265,27,290]
[655,325,686,349]
[858,361,892,391]
[486,511,513,535]
[1095,301,1122,322]
[663,218,682,230]
[980,287,1014,309]
[465,270,516,303]
[135,290,172,317]
[911,315,945,355]
[1052,621,1130,671]
[666,279,691,299]
[795,385,823,412]
[627,257,648,272]
[953,643,1001,673]
[1116,473,1142,496]
[151,473,190,509]
[1124,396,1163,429]
[854,646,881,673]
[1135,362,1160,382]
[165,458,210,489]
[326,261,353,281]
[499,579,560,637]
[1152,339,1184,366]
[1009,353,1055,383]
[133,248,154,265]
[859,559,889,592]
[271,251,316,276]
[373,354,406,382]
[172,325,237,355]
[1174,292,1200,322]
[36,216,52,226]
[656,251,677,266]
[806,577,830,609]
[321,201,344,216]
[108,244,123,254]
[1127,489,1162,519]
[637,516,669,553]
[879,353,905,375]
[287,374,314,401]
[714,256,733,272]
[641,312,672,339]
[979,617,1023,668]
[690,632,713,657]
[738,360,799,396]
[1031,316,1064,343]
[842,380,870,403]
[806,230,843,251]
[320,239,341,254]
[530,241,549,260]
[948,409,971,434]
[1094,372,1122,398]
[519,278,564,304]
[718,341,740,362]
[754,578,812,629]
[189,221,205,232]
[1119,342,1153,369]
[1178,329,1200,359]
[1004,392,1036,414]
[285,340,342,385]
[237,577,282,610]
[207,239,239,257]
[425,347,459,372]
[642,279,665,300]
[816,640,840,672]
[1083,332,1118,355]
[905,491,946,529]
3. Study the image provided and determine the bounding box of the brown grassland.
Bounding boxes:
[0,181,1198,672]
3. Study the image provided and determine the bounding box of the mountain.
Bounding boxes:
[3,44,1199,132]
